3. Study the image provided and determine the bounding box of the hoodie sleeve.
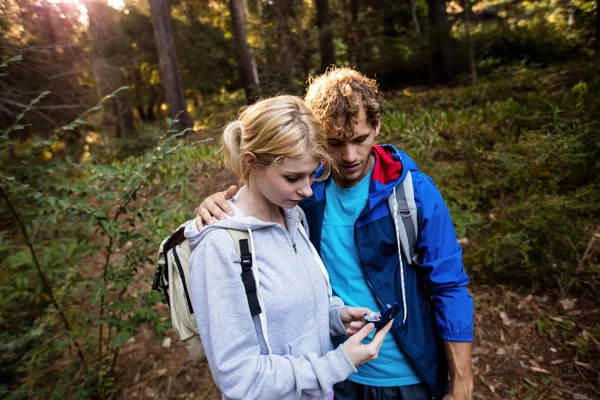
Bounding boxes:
[189,229,356,400]
[413,172,474,342]
[328,296,347,337]
[183,219,203,249]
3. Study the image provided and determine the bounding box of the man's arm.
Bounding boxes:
[443,341,473,400]
[412,173,474,399]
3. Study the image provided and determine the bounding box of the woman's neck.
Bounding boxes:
[236,186,286,226]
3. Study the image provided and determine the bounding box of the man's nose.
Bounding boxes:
[342,144,357,162]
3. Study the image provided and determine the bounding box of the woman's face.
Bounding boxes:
[253,153,320,209]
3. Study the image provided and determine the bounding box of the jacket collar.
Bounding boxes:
[310,144,410,210]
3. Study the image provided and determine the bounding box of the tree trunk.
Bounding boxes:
[344,0,360,68]
[132,66,147,122]
[229,0,260,104]
[85,0,135,137]
[273,0,297,91]
[567,0,575,36]
[314,0,336,72]
[147,85,158,122]
[410,0,422,39]
[596,0,600,59]
[256,0,265,49]
[148,0,192,134]
[462,0,477,85]
[427,0,453,83]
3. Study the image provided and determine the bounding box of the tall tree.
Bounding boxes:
[462,0,477,84]
[427,0,453,83]
[86,0,135,137]
[410,0,422,38]
[256,0,265,49]
[594,0,600,59]
[229,0,260,104]
[314,0,336,71]
[273,0,297,91]
[344,0,360,69]
[148,0,191,133]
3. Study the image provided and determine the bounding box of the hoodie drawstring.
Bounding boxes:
[391,187,408,324]
[297,223,333,300]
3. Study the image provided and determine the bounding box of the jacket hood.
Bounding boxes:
[312,144,420,210]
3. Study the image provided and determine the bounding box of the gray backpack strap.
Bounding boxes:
[388,171,419,264]
[227,229,248,257]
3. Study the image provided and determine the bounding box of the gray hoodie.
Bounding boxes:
[184,200,357,400]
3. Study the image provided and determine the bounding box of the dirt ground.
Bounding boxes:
[114,158,600,400]
[113,283,600,400]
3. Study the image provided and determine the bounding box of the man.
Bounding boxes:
[197,67,474,400]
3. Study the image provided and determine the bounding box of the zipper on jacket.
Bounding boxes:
[353,227,384,309]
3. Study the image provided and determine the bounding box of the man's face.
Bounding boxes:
[325,107,380,188]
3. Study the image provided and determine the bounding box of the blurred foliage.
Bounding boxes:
[1,0,598,134]
[382,61,600,294]
[0,67,221,397]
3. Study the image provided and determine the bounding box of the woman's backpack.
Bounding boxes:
[152,223,261,362]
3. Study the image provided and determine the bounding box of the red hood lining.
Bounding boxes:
[371,145,403,184]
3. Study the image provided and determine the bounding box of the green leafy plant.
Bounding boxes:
[0,62,217,397]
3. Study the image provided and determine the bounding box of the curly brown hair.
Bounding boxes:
[304,67,384,138]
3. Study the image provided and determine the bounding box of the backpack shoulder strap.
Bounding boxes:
[226,229,262,316]
[388,170,420,264]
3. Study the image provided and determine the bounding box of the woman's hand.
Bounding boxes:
[342,320,393,368]
[194,185,239,230]
[340,306,371,336]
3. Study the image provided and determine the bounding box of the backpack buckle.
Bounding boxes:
[240,254,252,271]
[152,266,163,291]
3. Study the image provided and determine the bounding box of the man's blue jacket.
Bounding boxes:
[299,144,474,399]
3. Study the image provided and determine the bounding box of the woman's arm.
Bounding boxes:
[191,229,350,399]
[190,229,390,400]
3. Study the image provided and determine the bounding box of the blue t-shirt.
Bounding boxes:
[321,160,421,387]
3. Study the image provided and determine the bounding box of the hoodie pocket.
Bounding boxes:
[287,325,319,358]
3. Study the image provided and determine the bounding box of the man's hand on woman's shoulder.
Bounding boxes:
[194,185,239,230]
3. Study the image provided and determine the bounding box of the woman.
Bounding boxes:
[183,95,392,400]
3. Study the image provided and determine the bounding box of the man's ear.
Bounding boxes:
[374,121,381,137]
[242,151,257,169]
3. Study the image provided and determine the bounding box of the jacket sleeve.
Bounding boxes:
[189,229,356,400]
[413,172,474,342]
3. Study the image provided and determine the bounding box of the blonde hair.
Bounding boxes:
[222,95,331,185]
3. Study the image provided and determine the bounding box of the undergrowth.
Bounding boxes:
[381,61,600,295]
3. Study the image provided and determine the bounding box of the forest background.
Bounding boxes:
[0,0,599,398]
